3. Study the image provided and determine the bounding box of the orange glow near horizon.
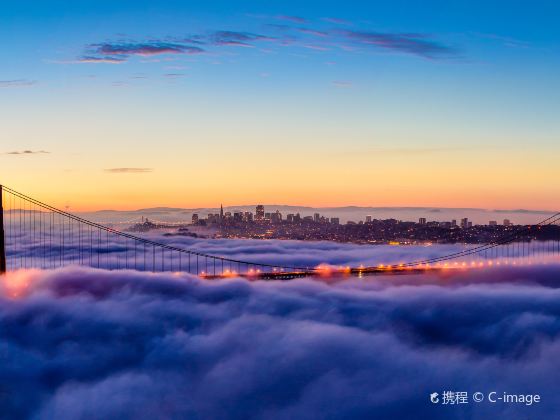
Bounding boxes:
[3,147,560,212]
[4,182,560,213]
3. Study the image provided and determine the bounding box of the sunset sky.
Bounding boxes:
[2,0,559,211]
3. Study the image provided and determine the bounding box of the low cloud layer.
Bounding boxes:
[2,266,560,418]
[5,220,557,274]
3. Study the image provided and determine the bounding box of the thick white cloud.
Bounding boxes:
[1,266,560,418]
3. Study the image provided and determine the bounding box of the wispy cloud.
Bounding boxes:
[332,80,353,88]
[364,146,464,156]
[472,32,530,49]
[341,30,459,59]
[76,22,461,65]
[104,168,153,174]
[296,27,329,37]
[92,42,204,56]
[3,150,49,155]
[209,31,272,47]
[0,79,37,88]
[164,73,186,79]
[276,15,307,24]
[80,42,205,63]
[322,17,351,25]
[77,56,126,64]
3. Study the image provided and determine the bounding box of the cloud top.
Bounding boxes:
[2,266,560,418]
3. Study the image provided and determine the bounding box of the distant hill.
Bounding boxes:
[80,205,556,225]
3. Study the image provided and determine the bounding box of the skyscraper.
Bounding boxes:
[271,210,282,223]
[256,205,265,221]
[419,217,426,225]
[366,215,372,223]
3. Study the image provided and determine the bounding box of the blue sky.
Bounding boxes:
[1,1,559,210]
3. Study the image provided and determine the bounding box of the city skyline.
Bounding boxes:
[2,1,560,211]
[81,200,557,226]
[191,203,519,227]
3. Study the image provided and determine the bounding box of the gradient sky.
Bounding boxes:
[1,0,559,211]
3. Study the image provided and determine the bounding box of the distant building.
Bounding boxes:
[191,213,199,224]
[460,218,469,229]
[503,219,511,226]
[303,216,313,221]
[451,219,457,227]
[419,217,426,225]
[286,214,294,223]
[366,215,372,223]
[244,212,253,222]
[314,213,320,222]
[330,217,340,225]
[256,205,265,221]
[489,220,497,226]
[271,210,282,223]
[233,212,243,222]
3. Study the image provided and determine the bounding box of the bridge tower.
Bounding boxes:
[0,185,6,274]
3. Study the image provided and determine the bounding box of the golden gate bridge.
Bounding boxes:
[1,184,559,279]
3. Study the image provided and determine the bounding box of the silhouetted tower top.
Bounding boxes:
[220,204,224,224]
